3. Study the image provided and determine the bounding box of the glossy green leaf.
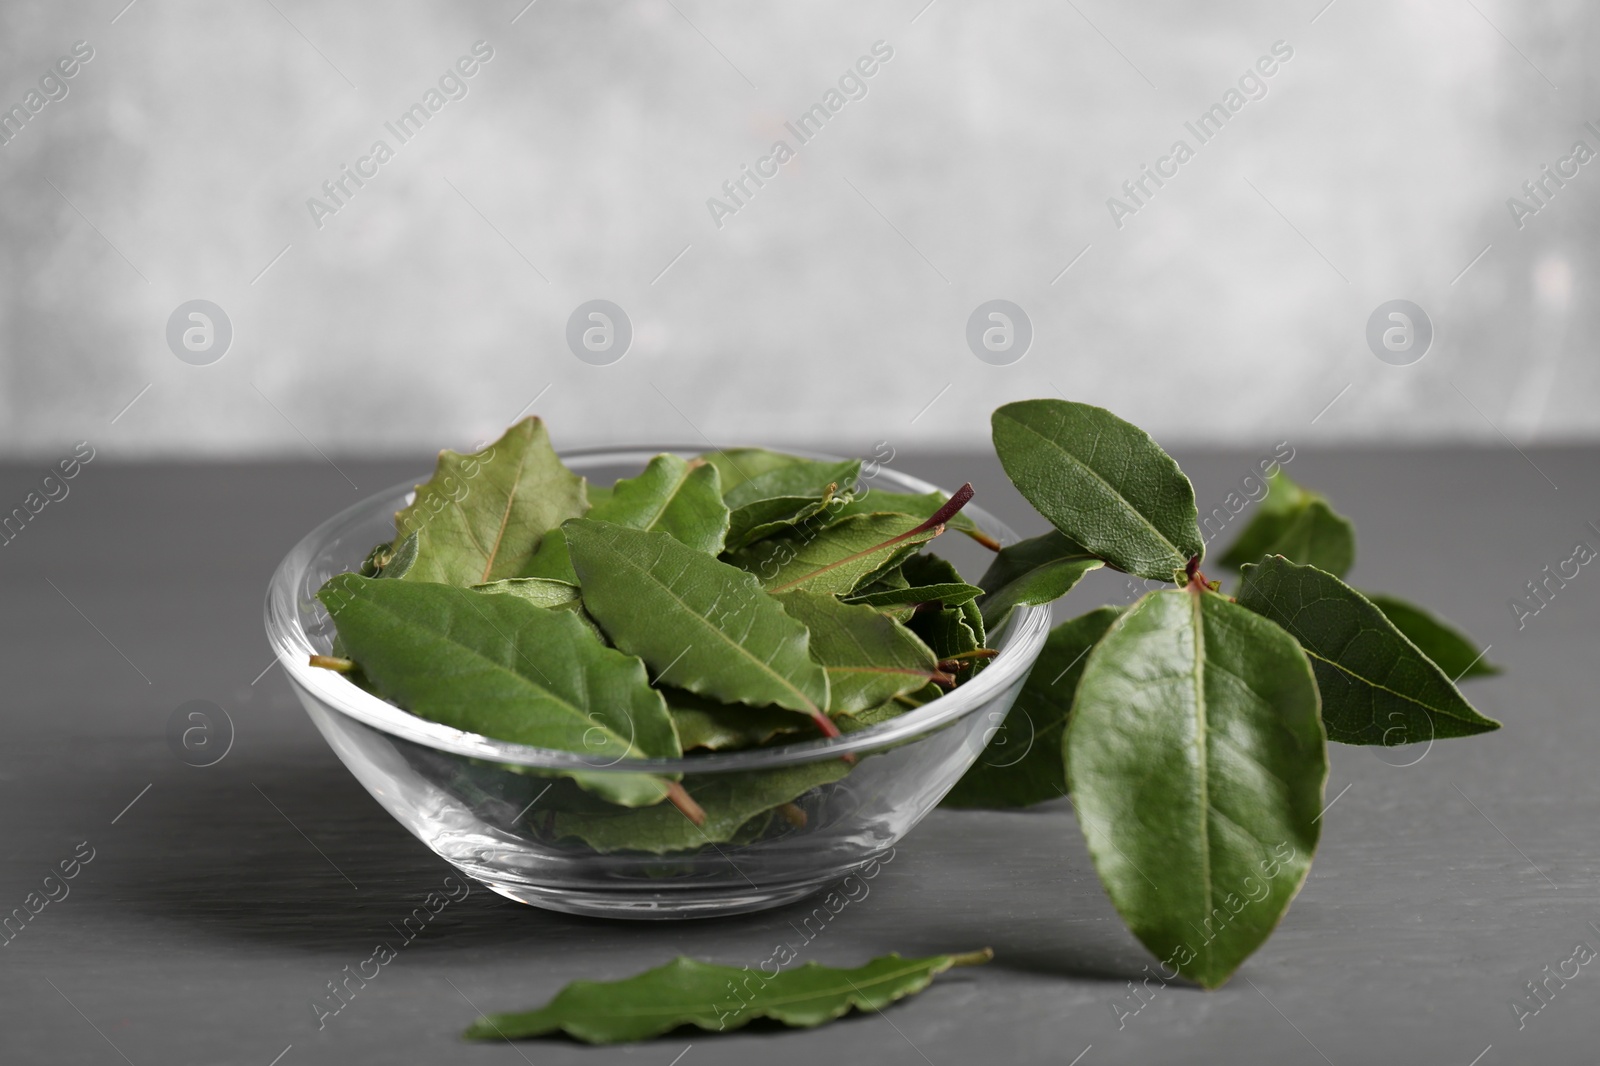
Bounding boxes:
[1066,588,1326,989]
[1254,499,1355,578]
[774,589,942,714]
[977,530,1103,627]
[521,454,729,581]
[992,399,1203,580]
[549,761,851,854]
[393,418,586,586]
[1236,557,1502,745]
[1364,593,1501,680]
[943,606,1121,809]
[565,520,832,726]
[316,575,677,808]
[732,513,940,596]
[464,950,992,1043]
[1216,471,1313,570]
[663,689,807,752]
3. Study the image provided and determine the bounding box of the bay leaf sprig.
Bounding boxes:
[952,397,1502,989]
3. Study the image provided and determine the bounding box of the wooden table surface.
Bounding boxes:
[1,445,1594,1065]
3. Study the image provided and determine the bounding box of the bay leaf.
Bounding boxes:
[1216,471,1313,570]
[549,760,851,854]
[1236,556,1501,745]
[774,589,943,714]
[991,399,1203,580]
[942,605,1121,809]
[909,602,981,661]
[521,453,730,581]
[732,513,941,596]
[463,949,992,1043]
[977,530,1102,627]
[1066,587,1326,988]
[1364,593,1500,680]
[564,520,834,731]
[830,487,989,541]
[316,575,679,808]
[394,418,586,586]
[662,688,807,752]
[700,447,846,495]
[1254,498,1355,578]
[720,458,862,550]
[470,577,581,608]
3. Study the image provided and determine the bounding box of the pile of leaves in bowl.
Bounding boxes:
[307,397,1501,1040]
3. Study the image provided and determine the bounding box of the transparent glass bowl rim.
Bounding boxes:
[264,444,1051,774]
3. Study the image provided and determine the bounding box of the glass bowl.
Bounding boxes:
[264,446,1050,919]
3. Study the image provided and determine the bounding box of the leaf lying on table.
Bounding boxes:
[315,575,680,809]
[565,520,834,732]
[520,453,729,581]
[976,530,1102,628]
[394,417,586,586]
[1363,592,1500,680]
[1065,587,1327,989]
[991,399,1204,581]
[774,589,944,714]
[942,606,1121,809]
[462,949,993,1043]
[1236,556,1502,745]
[549,760,852,854]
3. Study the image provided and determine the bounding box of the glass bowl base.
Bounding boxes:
[470,872,831,919]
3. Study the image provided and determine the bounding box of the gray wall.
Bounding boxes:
[1,0,1595,459]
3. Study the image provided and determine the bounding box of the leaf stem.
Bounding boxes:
[947,948,995,968]
[309,654,355,673]
[665,781,707,825]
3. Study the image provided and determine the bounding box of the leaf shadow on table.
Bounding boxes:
[84,751,1170,986]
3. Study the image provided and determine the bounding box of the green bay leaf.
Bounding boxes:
[943,605,1121,809]
[977,530,1102,627]
[464,950,991,1043]
[774,589,942,714]
[731,513,940,595]
[1236,556,1501,745]
[548,760,851,855]
[1364,593,1500,680]
[395,418,586,586]
[1066,588,1327,988]
[522,453,730,581]
[565,520,832,727]
[1216,471,1314,570]
[316,575,678,808]
[830,487,989,540]
[992,399,1203,580]
[1255,498,1355,578]
[662,688,807,752]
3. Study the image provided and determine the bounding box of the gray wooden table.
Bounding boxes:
[2,446,1594,1065]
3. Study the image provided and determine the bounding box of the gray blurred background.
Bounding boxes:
[1,0,1596,459]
